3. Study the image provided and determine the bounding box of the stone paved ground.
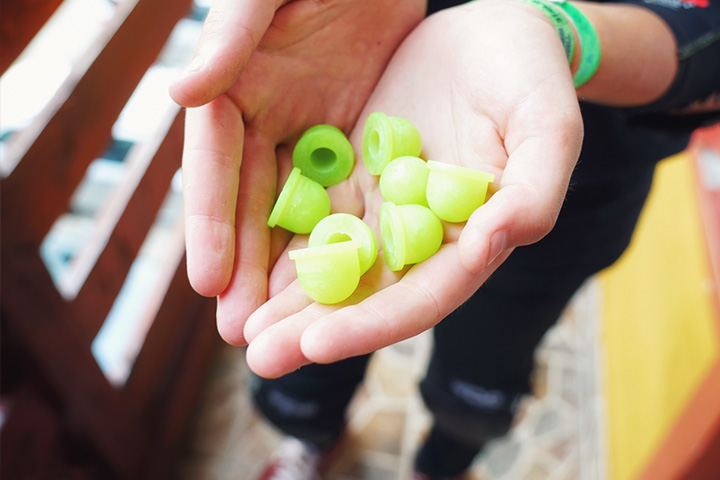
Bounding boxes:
[175,278,606,480]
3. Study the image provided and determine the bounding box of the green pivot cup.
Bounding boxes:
[293,124,355,187]
[379,156,429,206]
[379,202,443,272]
[289,240,362,304]
[425,160,495,223]
[308,213,378,274]
[362,112,422,176]
[267,168,331,234]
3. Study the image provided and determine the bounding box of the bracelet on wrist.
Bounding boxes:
[549,0,601,88]
[514,0,601,88]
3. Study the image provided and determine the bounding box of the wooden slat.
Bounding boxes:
[122,248,212,410]
[123,253,219,478]
[93,195,187,391]
[143,298,219,480]
[0,0,192,246]
[683,426,720,480]
[0,254,149,479]
[0,382,68,478]
[0,0,221,477]
[637,127,720,480]
[69,106,185,337]
[59,106,179,299]
[639,362,720,480]
[1,0,135,179]
[0,0,65,75]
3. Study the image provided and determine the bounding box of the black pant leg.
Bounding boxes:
[251,355,371,450]
[417,166,656,476]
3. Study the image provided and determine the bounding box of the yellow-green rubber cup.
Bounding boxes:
[426,161,495,223]
[293,124,355,187]
[379,202,443,271]
[362,112,422,176]
[267,167,331,234]
[308,213,378,274]
[289,240,362,304]
[379,156,429,206]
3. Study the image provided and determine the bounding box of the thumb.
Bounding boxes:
[458,128,582,274]
[169,0,282,107]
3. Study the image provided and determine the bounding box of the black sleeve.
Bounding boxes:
[426,0,466,15]
[618,0,720,131]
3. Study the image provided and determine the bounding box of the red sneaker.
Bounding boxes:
[256,437,333,480]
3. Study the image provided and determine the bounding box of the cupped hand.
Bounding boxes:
[170,0,425,345]
[243,0,585,378]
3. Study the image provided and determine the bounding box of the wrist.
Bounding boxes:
[569,1,677,106]
[514,0,601,88]
[509,0,677,106]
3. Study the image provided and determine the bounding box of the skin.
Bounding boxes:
[243,1,585,377]
[171,0,678,378]
[170,0,426,345]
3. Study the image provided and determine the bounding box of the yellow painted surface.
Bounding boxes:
[599,153,719,480]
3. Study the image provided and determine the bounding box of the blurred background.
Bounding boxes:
[1,0,718,479]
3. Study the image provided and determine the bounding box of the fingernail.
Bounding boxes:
[487,230,506,267]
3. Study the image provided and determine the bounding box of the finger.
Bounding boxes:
[245,312,314,379]
[245,248,393,344]
[327,176,365,219]
[299,244,512,365]
[268,234,308,297]
[245,279,383,378]
[245,248,401,352]
[268,227,294,279]
[243,279,313,343]
[216,134,278,345]
[458,109,583,274]
[246,301,343,379]
[182,96,244,297]
[169,0,283,107]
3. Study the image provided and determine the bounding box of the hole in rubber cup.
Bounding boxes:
[327,232,352,244]
[368,130,381,159]
[310,147,337,171]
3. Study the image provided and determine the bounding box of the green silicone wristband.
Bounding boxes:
[515,0,575,63]
[550,0,601,88]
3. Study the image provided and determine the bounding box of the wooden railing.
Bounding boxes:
[1,1,220,478]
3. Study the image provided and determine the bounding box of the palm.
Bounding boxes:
[224,1,425,140]
[243,2,585,378]
[175,0,425,344]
